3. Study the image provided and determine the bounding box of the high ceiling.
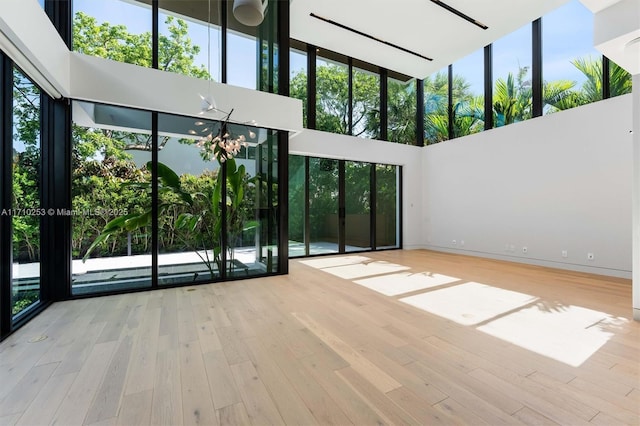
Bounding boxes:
[291,0,570,79]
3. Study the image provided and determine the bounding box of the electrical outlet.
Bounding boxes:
[452,239,457,246]
[522,246,528,254]
[587,252,594,261]
[460,240,465,247]
[562,250,568,258]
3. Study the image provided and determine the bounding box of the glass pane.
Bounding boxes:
[387,78,416,144]
[231,128,280,277]
[376,164,398,249]
[290,48,308,128]
[309,157,338,255]
[353,67,380,139]
[257,1,279,93]
[493,23,532,127]
[288,155,306,257]
[12,68,41,318]
[316,54,349,134]
[227,29,258,89]
[424,67,449,144]
[158,0,221,81]
[71,102,152,295]
[543,0,602,113]
[609,59,632,98]
[73,0,152,67]
[452,49,484,137]
[156,113,222,285]
[345,162,371,252]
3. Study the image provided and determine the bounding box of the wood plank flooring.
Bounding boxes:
[1,250,638,425]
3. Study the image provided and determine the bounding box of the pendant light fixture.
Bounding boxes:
[233,0,268,27]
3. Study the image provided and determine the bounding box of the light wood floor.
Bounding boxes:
[1,250,638,426]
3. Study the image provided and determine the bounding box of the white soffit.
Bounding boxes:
[291,0,570,79]
[579,0,623,13]
[593,0,640,75]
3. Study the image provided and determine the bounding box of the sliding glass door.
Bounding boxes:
[289,155,401,257]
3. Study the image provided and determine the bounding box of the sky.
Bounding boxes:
[75,0,600,99]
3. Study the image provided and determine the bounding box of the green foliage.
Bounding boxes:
[12,69,41,262]
[73,12,209,79]
[12,290,39,316]
[493,67,532,127]
[387,80,417,144]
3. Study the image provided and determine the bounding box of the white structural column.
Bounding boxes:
[634,74,640,321]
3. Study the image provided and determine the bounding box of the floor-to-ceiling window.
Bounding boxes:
[71,102,153,295]
[70,101,285,296]
[10,68,42,317]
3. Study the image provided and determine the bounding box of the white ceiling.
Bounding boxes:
[291,0,570,79]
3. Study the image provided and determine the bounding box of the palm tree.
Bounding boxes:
[492,66,532,127]
[572,56,603,103]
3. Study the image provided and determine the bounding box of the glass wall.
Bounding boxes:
[73,0,281,93]
[376,164,399,249]
[493,23,532,126]
[352,64,380,139]
[308,157,339,255]
[424,67,449,145]
[387,78,416,144]
[71,102,152,295]
[70,101,283,295]
[316,53,349,134]
[345,162,371,251]
[451,49,484,138]
[11,68,41,318]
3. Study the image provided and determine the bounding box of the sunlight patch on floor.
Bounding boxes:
[353,272,460,296]
[317,261,411,280]
[299,255,372,269]
[399,282,538,325]
[478,304,627,367]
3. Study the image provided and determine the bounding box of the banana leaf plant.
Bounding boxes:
[83,157,256,280]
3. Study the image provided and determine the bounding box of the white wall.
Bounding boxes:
[0,0,70,98]
[290,129,424,250]
[423,95,633,278]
